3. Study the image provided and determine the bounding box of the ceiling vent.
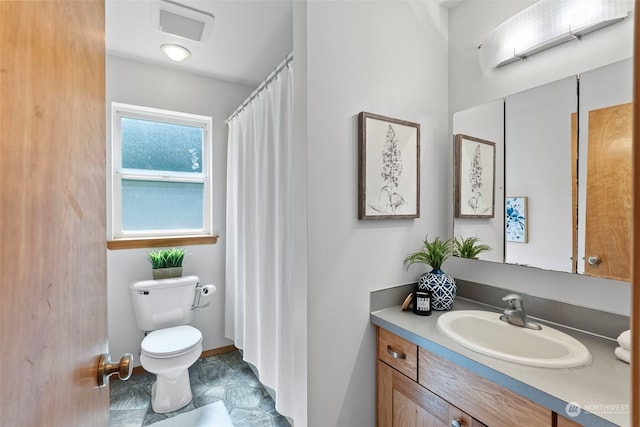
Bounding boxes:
[151,0,214,42]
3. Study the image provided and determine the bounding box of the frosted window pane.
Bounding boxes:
[122,180,204,231]
[121,117,203,173]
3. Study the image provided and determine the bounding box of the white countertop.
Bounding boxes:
[371,298,631,427]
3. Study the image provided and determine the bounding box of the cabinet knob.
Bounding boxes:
[451,419,467,427]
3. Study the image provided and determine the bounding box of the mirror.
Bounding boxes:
[504,75,577,273]
[452,58,632,281]
[452,100,505,264]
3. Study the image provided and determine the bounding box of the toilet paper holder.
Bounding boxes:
[192,282,216,310]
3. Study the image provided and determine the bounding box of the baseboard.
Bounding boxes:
[201,344,238,359]
[128,344,238,377]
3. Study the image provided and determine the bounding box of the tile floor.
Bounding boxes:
[109,350,290,427]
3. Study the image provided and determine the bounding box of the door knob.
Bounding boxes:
[97,353,133,387]
[587,255,602,266]
[451,419,467,427]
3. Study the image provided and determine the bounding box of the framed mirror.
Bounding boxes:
[452,58,633,281]
[504,75,577,273]
[452,99,504,264]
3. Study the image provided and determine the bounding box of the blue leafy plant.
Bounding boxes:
[369,124,405,214]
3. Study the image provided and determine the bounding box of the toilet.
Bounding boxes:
[130,275,205,414]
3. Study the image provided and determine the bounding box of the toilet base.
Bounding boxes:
[150,369,193,414]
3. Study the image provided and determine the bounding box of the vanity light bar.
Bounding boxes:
[479,0,632,70]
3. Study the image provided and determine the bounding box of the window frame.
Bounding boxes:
[110,102,213,240]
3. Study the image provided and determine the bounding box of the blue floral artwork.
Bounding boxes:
[506,197,528,242]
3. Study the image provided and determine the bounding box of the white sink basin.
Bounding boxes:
[436,310,592,368]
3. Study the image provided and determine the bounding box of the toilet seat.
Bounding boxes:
[141,325,202,358]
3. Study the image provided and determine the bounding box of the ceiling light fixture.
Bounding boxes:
[479,0,632,70]
[160,43,191,62]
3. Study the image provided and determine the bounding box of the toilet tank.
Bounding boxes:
[130,275,199,332]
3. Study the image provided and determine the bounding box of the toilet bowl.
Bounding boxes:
[130,276,213,414]
[139,325,203,414]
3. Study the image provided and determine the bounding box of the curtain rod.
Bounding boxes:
[225,53,294,124]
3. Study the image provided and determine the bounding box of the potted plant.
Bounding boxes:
[453,236,491,259]
[404,236,456,311]
[148,248,185,279]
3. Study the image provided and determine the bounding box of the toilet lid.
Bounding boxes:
[141,325,202,358]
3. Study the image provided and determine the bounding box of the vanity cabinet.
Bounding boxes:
[377,327,484,426]
[376,326,577,427]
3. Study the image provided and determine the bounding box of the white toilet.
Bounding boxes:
[130,275,205,414]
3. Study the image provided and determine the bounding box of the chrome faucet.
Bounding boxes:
[499,294,541,330]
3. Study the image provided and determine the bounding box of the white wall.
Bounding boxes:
[305,2,449,425]
[447,1,634,315]
[106,55,252,366]
[291,2,308,424]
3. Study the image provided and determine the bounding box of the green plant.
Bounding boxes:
[453,236,491,259]
[148,248,185,269]
[403,236,453,272]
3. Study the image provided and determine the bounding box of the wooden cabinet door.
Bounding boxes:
[556,414,583,427]
[378,360,478,427]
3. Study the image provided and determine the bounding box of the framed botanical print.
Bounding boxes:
[358,112,420,220]
[454,134,496,218]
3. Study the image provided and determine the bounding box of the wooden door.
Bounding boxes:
[633,8,640,427]
[0,1,108,426]
[584,103,633,281]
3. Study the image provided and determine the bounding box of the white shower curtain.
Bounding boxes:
[225,58,295,420]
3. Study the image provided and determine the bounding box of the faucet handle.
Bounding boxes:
[502,293,522,301]
[502,293,523,309]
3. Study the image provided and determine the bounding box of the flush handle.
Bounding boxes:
[97,353,133,387]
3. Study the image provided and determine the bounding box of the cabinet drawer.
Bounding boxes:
[377,327,418,381]
[418,347,552,427]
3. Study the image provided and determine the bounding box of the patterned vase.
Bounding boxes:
[417,269,456,311]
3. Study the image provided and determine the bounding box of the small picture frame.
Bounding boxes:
[506,196,528,242]
[454,134,496,218]
[358,112,420,220]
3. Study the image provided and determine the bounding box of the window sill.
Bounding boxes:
[107,235,218,250]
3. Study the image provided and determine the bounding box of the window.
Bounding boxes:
[110,103,212,240]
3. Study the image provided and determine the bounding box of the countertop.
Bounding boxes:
[371,298,631,427]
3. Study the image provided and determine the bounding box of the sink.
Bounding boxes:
[436,310,592,368]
